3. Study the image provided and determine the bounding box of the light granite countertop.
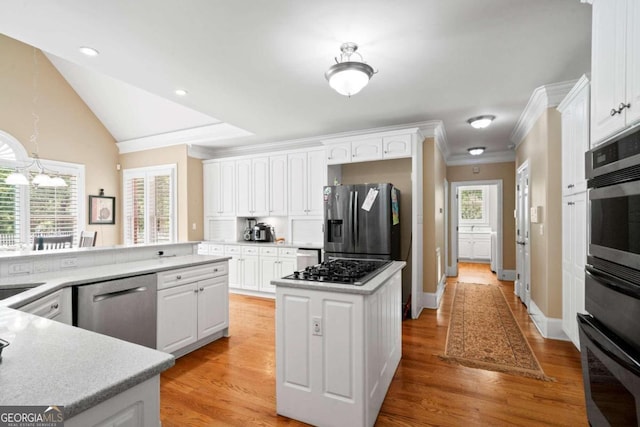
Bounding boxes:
[272,261,406,295]
[202,240,323,249]
[0,254,230,309]
[0,307,174,419]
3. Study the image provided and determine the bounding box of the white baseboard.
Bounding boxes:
[499,269,516,281]
[446,266,456,277]
[422,275,447,310]
[528,299,570,341]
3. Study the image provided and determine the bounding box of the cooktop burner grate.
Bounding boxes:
[284,258,392,285]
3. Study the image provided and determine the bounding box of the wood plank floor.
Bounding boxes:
[160,263,587,426]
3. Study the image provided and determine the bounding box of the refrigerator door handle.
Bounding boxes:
[354,191,359,246]
[349,191,355,247]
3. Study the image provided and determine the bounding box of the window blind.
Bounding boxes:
[29,172,78,244]
[0,167,21,245]
[123,166,175,245]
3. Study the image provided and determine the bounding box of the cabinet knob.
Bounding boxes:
[200,287,204,292]
[213,268,218,272]
[567,184,574,189]
[610,108,619,117]
[618,102,631,113]
[568,202,575,206]
[176,275,182,280]
[50,303,59,310]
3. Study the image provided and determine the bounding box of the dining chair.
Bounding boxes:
[79,230,98,247]
[33,235,74,250]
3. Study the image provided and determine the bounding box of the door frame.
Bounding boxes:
[515,160,531,309]
[450,179,503,278]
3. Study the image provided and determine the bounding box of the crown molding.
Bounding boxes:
[510,79,578,147]
[580,0,593,4]
[446,150,516,166]
[557,74,590,113]
[116,123,253,154]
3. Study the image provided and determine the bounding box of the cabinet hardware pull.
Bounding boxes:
[617,102,631,113]
[213,268,218,272]
[199,287,204,292]
[567,184,574,188]
[568,202,575,206]
[176,275,182,280]
[194,289,199,293]
[610,108,618,116]
[50,303,59,310]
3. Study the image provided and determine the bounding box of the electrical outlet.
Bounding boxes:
[312,316,322,336]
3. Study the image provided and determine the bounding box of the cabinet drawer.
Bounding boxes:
[278,247,298,257]
[242,246,259,255]
[19,289,65,320]
[224,245,241,255]
[260,246,278,256]
[209,244,225,255]
[157,263,227,290]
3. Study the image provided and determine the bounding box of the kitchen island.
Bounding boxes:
[0,243,230,425]
[273,260,405,427]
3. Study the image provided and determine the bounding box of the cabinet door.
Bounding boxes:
[458,234,473,259]
[473,236,491,260]
[259,256,278,293]
[203,163,217,217]
[197,276,229,338]
[591,0,628,145]
[236,159,252,216]
[227,255,241,288]
[242,256,260,291]
[269,155,288,216]
[19,288,71,325]
[351,138,383,162]
[626,0,640,128]
[157,284,198,353]
[561,104,576,196]
[383,134,412,158]
[219,161,236,216]
[252,157,270,216]
[326,142,351,165]
[306,149,327,216]
[288,152,308,216]
[279,257,296,278]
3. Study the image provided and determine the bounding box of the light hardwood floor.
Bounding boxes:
[160,263,587,426]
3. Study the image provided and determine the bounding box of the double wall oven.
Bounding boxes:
[582,127,640,426]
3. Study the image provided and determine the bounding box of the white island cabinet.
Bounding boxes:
[274,262,404,427]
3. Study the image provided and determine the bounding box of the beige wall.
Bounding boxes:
[0,34,120,245]
[446,162,517,271]
[515,109,563,318]
[119,145,204,242]
[422,138,446,293]
[340,158,412,298]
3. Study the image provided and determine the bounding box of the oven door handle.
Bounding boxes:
[585,265,640,300]
[578,314,640,376]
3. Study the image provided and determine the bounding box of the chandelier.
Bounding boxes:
[5,48,67,188]
[325,42,377,97]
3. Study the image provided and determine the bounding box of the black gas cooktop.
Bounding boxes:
[284,258,392,286]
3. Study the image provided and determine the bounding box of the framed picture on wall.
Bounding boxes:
[89,195,116,225]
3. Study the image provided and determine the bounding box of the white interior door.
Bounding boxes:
[515,162,531,309]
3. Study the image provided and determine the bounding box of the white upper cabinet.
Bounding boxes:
[288,148,326,216]
[323,130,415,165]
[236,157,269,217]
[269,155,288,216]
[203,160,235,217]
[558,76,590,196]
[591,0,640,146]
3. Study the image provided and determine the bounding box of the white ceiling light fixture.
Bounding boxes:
[174,89,188,96]
[4,48,67,188]
[467,115,496,129]
[468,147,486,156]
[325,42,377,97]
[79,46,99,57]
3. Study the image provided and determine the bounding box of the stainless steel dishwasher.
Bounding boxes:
[75,273,157,349]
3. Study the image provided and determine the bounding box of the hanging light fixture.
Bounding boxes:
[325,42,377,97]
[4,48,67,188]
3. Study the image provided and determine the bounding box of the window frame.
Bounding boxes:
[122,164,177,245]
[458,185,489,226]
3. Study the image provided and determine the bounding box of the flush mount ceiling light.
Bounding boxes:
[467,115,496,129]
[325,42,377,97]
[174,89,188,96]
[79,46,99,57]
[468,147,486,156]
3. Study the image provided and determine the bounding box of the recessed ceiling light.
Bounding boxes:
[79,46,99,57]
[467,115,496,129]
[175,89,188,96]
[468,147,485,156]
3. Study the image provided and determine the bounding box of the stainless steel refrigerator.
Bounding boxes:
[324,183,401,260]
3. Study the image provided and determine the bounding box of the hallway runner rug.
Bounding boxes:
[440,282,553,381]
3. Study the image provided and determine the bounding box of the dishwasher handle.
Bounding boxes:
[93,286,149,303]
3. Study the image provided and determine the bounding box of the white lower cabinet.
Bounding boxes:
[157,262,229,356]
[259,247,297,293]
[226,245,260,291]
[276,269,402,427]
[18,288,72,325]
[458,233,491,261]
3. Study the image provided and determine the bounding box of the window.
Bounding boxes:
[123,165,176,245]
[459,186,488,224]
[0,134,84,247]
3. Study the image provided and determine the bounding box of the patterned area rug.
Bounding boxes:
[440,282,553,381]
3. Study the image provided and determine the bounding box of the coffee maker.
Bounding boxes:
[243,219,256,241]
[253,223,275,242]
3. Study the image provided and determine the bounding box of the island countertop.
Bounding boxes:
[271,260,406,295]
[0,306,174,419]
